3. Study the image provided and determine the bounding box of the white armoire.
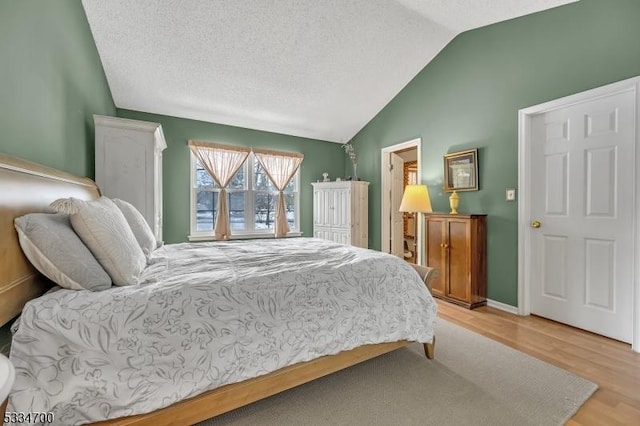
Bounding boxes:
[94,115,167,242]
[312,181,369,248]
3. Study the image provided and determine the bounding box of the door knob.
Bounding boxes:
[531,220,541,228]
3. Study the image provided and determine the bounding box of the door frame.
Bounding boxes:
[517,76,640,352]
[381,138,422,261]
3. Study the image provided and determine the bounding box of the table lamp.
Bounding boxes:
[399,184,432,263]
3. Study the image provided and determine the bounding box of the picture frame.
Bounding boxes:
[443,148,478,192]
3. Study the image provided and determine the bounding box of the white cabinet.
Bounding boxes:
[94,115,167,242]
[312,181,369,248]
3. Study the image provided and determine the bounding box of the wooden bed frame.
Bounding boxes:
[0,153,435,425]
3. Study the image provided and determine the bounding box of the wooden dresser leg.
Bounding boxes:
[424,336,435,359]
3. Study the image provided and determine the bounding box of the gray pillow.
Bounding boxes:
[112,198,157,261]
[14,213,112,291]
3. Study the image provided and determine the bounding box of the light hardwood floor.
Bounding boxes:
[437,301,640,425]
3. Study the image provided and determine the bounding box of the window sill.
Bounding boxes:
[188,232,303,242]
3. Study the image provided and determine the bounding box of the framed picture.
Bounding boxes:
[443,149,478,192]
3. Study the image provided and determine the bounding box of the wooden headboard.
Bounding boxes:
[0,154,100,326]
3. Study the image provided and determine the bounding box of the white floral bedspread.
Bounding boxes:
[8,238,437,425]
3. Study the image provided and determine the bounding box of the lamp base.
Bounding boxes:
[449,190,459,214]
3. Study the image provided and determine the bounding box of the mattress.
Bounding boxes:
[8,238,437,425]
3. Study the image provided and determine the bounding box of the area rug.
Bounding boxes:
[198,319,597,426]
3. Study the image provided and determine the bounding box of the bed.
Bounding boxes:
[0,153,437,425]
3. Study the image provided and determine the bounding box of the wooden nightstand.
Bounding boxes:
[425,214,487,309]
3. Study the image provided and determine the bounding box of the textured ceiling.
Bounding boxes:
[81,0,577,143]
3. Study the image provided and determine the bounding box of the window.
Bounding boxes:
[190,152,300,239]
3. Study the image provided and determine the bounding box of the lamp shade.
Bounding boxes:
[399,184,432,213]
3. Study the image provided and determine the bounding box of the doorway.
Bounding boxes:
[403,160,418,262]
[518,77,640,352]
[381,138,421,263]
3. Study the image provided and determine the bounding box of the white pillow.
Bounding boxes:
[14,213,112,291]
[70,197,146,286]
[112,199,157,260]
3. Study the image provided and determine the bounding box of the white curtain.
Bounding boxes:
[253,148,303,238]
[188,140,250,240]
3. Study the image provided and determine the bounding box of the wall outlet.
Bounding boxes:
[506,188,516,201]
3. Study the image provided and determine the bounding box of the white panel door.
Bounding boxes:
[314,228,331,240]
[390,153,405,258]
[529,89,635,342]
[313,188,330,228]
[331,188,351,228]
[101,135,148,217]
[331,229,350,245]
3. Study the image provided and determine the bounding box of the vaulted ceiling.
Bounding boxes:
[82,0,578,143]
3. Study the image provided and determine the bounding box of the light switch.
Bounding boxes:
[506,188,516,201]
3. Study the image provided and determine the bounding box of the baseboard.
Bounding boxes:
[487,299,519,315]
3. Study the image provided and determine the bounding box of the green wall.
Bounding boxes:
[349,0,640,306]
[0,0,115,177]
[117,109,345,244]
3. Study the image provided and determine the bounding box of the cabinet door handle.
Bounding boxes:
[444,244,449,248]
